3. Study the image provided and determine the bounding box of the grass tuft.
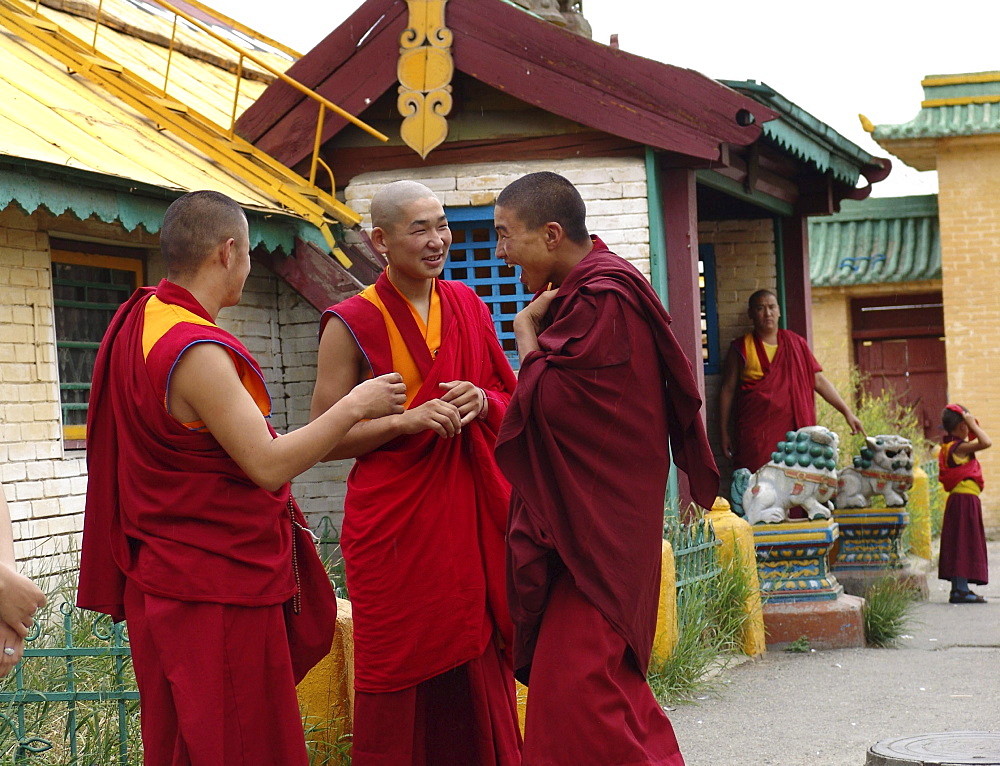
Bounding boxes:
[647,553,755,705]
[862,577,920,648]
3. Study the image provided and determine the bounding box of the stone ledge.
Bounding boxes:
[763,593,865,650]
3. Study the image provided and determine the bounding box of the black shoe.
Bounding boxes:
[949,590,987,604]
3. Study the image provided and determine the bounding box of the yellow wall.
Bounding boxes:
[936,139,1000,531]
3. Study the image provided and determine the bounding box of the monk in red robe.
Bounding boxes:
[492,171,720,766]
[77,191,405,766]
[310,181,521,765]
[719,289,863,472]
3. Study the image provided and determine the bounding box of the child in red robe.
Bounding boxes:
[938,403,991,603]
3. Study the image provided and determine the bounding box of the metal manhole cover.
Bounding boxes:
[867,732,1000,765]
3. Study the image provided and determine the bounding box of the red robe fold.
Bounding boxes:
[78,280,308,616]
[494,238,720,685]
[78,279,334,764]
[938,436,985,492]
[322,275,518,694]
[732,329,821,472]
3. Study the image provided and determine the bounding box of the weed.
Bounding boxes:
[784,636,811,653]
[863,577,919,648]
[647,552,755,705]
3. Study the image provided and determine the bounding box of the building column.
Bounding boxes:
[778,214,813,344]
[662,168,702,512]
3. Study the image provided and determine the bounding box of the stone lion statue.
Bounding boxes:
[742,426,840,525]
[834,435,914,509]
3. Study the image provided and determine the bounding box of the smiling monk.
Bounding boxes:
[310,181,521,765]
[493,171,719,765]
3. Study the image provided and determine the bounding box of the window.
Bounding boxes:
[443,206,530,368]
[51,251,143,445]
[699,244,721,374]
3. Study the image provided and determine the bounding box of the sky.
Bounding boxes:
[208,0,1000,199]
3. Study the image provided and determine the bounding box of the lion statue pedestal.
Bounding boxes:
[829,436,927,598]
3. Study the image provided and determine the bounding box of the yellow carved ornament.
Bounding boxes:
[398,0,453,159]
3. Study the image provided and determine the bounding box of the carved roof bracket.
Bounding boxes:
[397,0,453,159]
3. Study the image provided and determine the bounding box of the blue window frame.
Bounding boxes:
[443,205,530,368]
[700,243,721,374]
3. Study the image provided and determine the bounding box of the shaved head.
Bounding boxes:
[495,171,589,244]
[161,190,248,276]
[748,289,778,310]
[370,181,440,232]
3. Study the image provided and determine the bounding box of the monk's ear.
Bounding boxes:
[543,221,564,250]
[218,237,236,270]
[370,227,390,256]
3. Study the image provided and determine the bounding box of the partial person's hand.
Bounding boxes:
[0,618,26,677]
[439,381,484,426]
[721,432,733,460]
[845,413,865,436]
[963,410,979,428]
[0,565,45,638]
[399,399,463,439]
[346,373,406,419]
[514,287,559,336]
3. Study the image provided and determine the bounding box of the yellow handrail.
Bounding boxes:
[146,0,389,143]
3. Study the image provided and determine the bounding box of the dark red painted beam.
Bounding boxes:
[253,239,364,312]
[236,0,405,145]
[779,215,812,344]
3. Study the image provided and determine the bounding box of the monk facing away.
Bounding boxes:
[719,289,863,473]
[77,190,406,765]
[309,180,521,765]
[492,171,720,765]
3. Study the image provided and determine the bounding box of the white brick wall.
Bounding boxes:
[0,206,86,578]
[345,157,653,277]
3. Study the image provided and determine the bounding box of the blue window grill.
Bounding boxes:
[443,205,530,368]
[700,244,721,375]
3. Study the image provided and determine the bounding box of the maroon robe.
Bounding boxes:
[495,239,719,764]
[732,329,821,472]
[78,280,333,765]
[323,276,521,764]
[937,436,989,585]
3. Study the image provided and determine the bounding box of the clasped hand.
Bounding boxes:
[399,381,485,438]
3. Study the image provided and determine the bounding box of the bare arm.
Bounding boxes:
[169,342,406,492]
[309,317,462,459]
[814,373,864,435]
[0,485,46,652]
[954,411,992,456]
[718,344,742,460]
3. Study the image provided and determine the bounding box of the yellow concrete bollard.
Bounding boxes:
[651,538,678,663]
[704,497,766,658]
[296,598,355,757]
[907,464,933,560]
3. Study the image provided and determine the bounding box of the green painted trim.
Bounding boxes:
[644,147,679,512]
[645,147,669,308]
[0,158,313,255]
[720,80,879,186]
[695,169,794,217]
[773,216,787,330]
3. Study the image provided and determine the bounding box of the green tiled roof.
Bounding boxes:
[809,195,940,287]
[721,80,884,186]
[874,72,1000,140]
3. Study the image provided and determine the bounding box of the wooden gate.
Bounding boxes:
[851,292,946,440]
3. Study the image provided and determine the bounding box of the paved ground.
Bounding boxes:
[666,540,1000,766]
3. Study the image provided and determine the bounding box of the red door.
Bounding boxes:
[851,293,946,441]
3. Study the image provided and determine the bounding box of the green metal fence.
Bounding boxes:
[0,602,139,765]
[922,458,946,537]
[665,516,721,601]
